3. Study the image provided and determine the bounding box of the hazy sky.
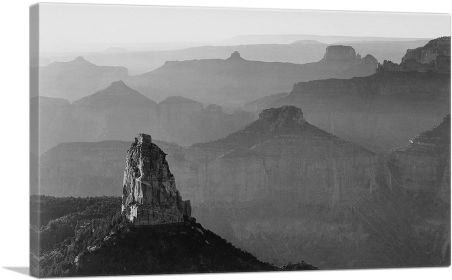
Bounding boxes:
[38,3,451,53]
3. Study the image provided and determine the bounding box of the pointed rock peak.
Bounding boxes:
[97,80,140,97]
[72,56,91,64]
[259,106,306,126]
[104,80,134,92]
[363,54,378,64]
[122,133,191,225]
[135,133,152,145]
[227,51,245,61]
[323,45,358,62]
[109,80,128,88]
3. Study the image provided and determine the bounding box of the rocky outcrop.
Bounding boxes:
[350,115,451,268]
[121,134,191,225]
[256,69,449,151]
[388,114,450,193]
[191,106,377,207]
[322,45,378,66]
[227,51,246,62]
[322,45,360,62]
[378,37,450,73]
[185,106,380,267]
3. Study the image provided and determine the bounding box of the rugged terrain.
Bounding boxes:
[38,56,128,101]
[31,198,315,277]
[379,36,450,73]
[32,136,316,277]
[33,36,450,271]
[34,81,254,153]
[37,106,378,268]
[351,115,450,267]
[40,38,427,74]
[248,37,450,151]
[126,47,378,106]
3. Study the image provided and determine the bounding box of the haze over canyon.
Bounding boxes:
[32,32,451,274]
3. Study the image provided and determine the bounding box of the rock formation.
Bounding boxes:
[321,45,378,66]
[378,37,450,73]
[351,116,451,267]
[322,45,360,62]
[121,133,191,225]
[126,47,378,107]
[191,106,377,207]
[187,106,379,267]
[227,51,246,61]
[253,56,449,151]
[388,114,450,194]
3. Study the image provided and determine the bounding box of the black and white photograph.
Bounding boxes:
[9,1,452,278]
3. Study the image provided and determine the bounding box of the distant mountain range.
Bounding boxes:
[34,81,254,153]
[35,37,450,154]
[38,56,128,101]
[222,34,429,45]
[245,37,451,151]
[40,39,427,74]
[38,39,432,106]
[126,46,378,106]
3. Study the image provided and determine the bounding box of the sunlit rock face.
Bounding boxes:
[121,133,191,225]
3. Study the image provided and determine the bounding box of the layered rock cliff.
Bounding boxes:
[351,115,451,267]
[388,114,450,194]
[321,45,377,66]
[322,45,359,62]
[255,70,449,152]
[379,37,450,73]
[121,134,191,225]
[246,37,450,152]
[189,106,377,207]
